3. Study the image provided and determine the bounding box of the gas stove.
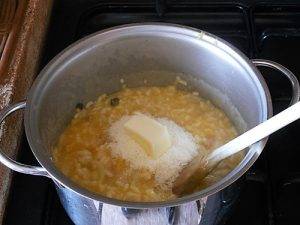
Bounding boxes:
[3,0,300,225]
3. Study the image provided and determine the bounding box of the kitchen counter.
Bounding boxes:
[0,0,53,223]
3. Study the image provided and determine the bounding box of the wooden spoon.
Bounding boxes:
[173,101,300,195]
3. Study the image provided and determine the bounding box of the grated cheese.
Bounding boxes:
[108,114,199,188]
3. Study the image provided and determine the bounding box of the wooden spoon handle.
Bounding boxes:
[207,101,300,165]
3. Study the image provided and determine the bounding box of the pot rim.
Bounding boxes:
[24,23,273,208]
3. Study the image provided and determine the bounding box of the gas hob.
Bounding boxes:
[3,1,300,225]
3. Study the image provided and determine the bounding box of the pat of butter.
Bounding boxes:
[124,114,172,159]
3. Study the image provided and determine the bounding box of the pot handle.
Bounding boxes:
[0,101,49,177]
[251,59,300,106]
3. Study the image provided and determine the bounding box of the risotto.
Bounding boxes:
[53,85,242,202]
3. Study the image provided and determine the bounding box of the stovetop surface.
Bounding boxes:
[3,0,300,225]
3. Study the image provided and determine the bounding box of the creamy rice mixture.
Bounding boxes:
[53,85,242,202]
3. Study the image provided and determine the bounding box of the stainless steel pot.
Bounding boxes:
[0,24,299,224]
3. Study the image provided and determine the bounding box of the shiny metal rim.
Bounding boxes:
[21,23,298,208]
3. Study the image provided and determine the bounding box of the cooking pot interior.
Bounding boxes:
[28,27,267,192]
